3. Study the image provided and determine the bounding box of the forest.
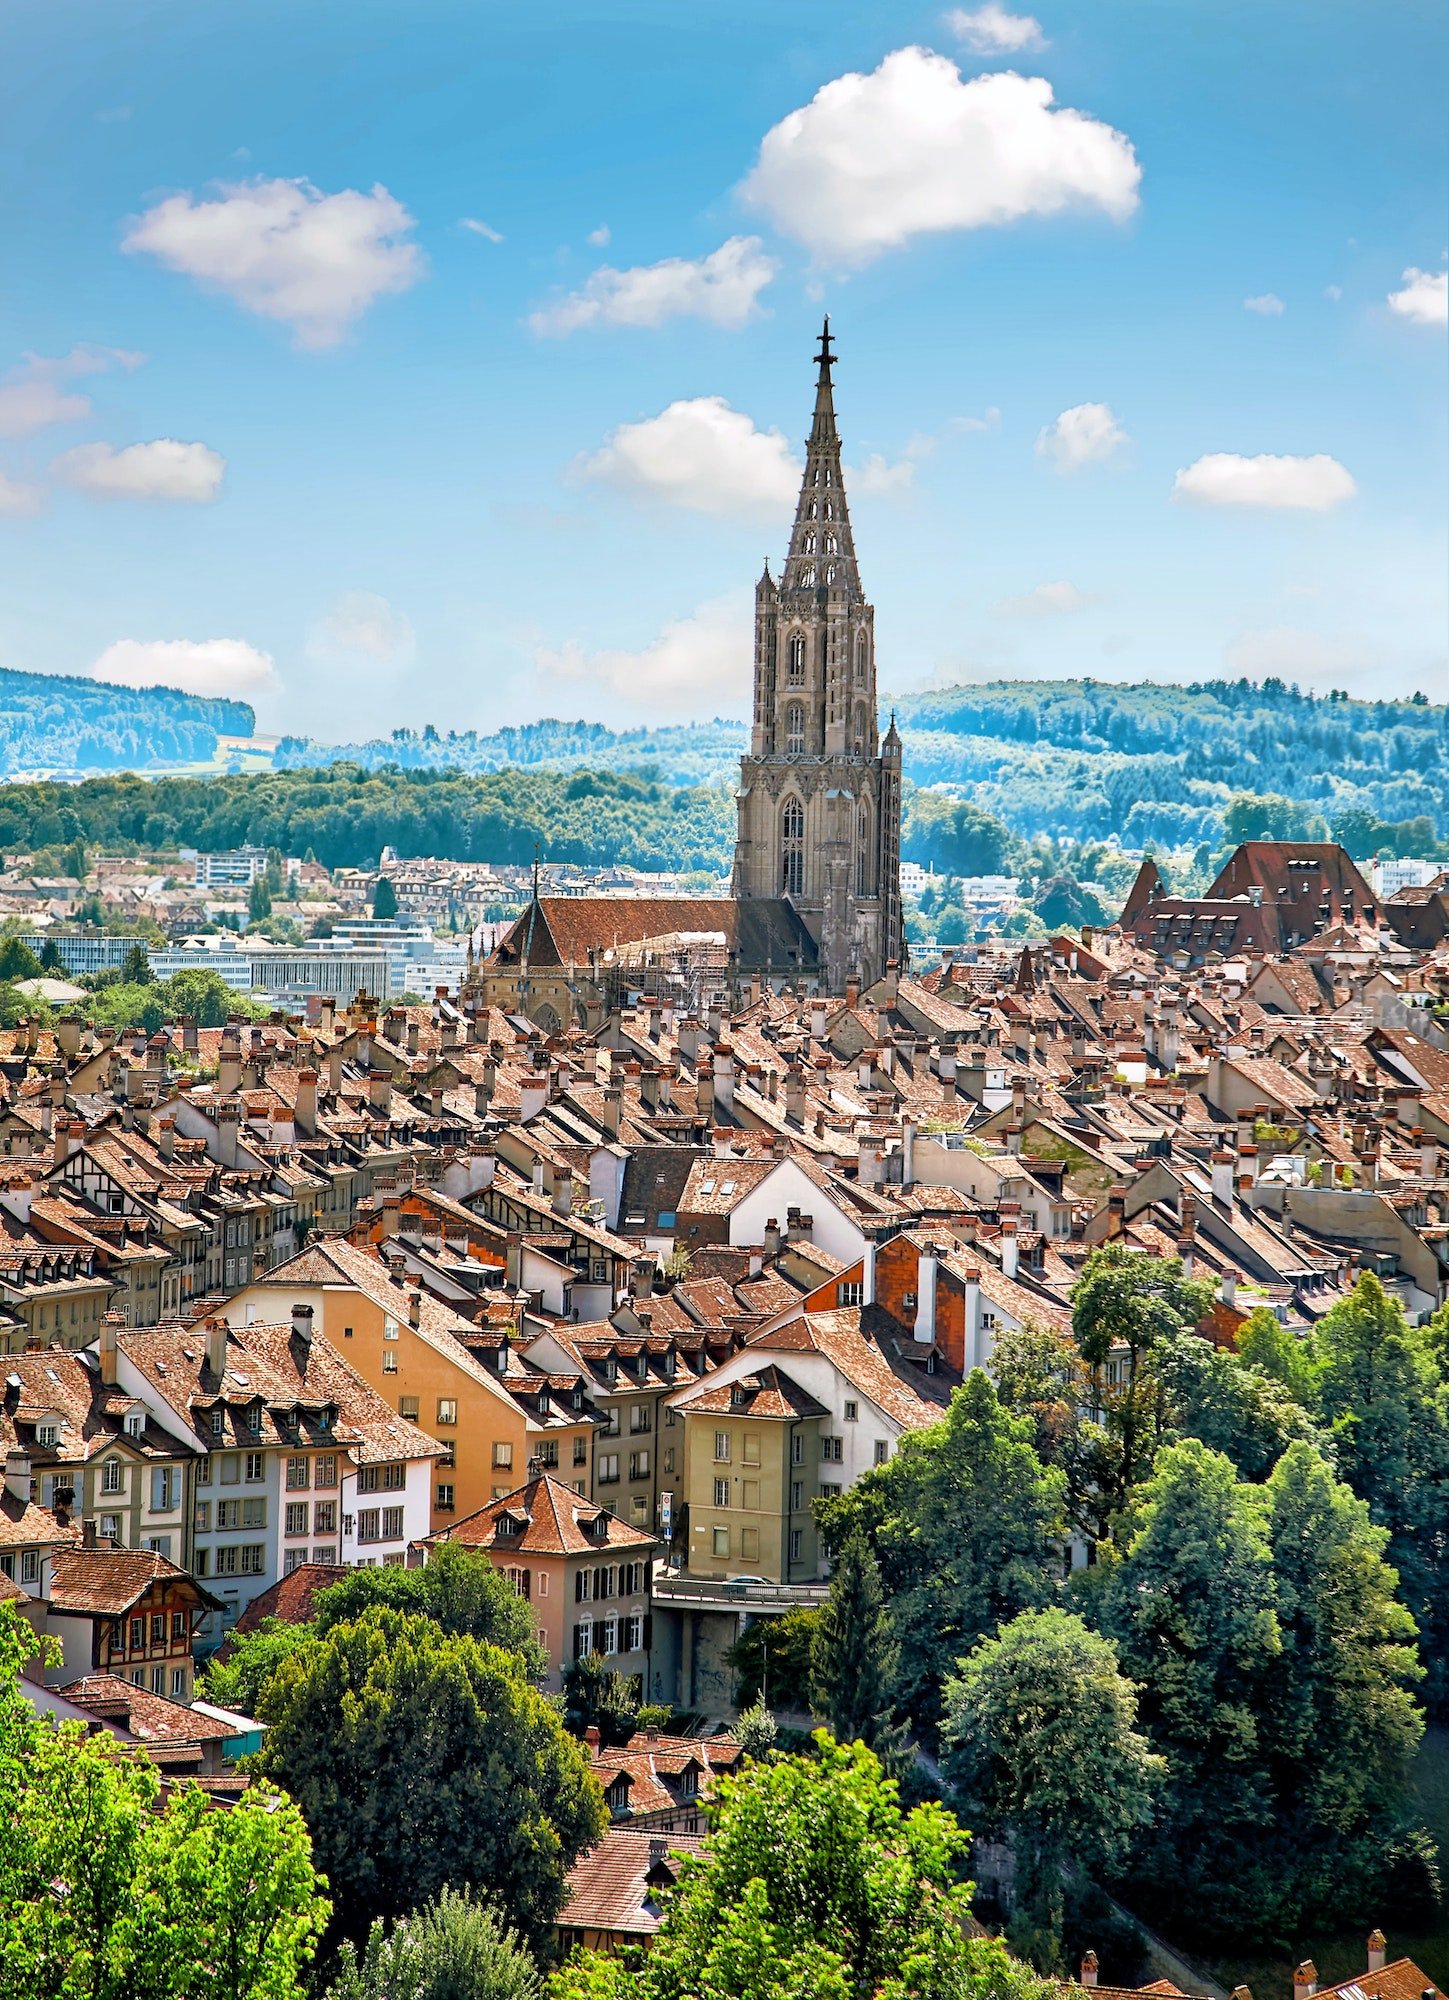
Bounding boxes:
[0,666,253,772]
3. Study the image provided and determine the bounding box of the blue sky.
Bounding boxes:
[0,0,1444,738]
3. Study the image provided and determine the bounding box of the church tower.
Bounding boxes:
[732,320,904,993]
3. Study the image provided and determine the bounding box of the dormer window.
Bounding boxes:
[124,1412,144,1438]
[37,1423,57,1447]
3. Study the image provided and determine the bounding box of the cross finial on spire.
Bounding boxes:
[815,315,835,382]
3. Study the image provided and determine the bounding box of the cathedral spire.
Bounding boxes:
[783,315,860,598]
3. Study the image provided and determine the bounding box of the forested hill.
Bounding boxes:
[0,668,254,772]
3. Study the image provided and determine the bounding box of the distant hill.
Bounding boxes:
[0,668,255,776]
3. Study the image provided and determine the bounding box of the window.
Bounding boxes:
[840,1282,863,1307]
[740,1527,759,1561]
[574,1621,593,1661]
[742,1480,759,1509]
[436,1483,455,1512]
[286,1456,310,1490]
[383,1318,398,1341]
[314,1454,337,1488]
[100,1515,120,1542]
[379,1463,405,1491]
[382,1507,404,1540]
[573,1437,588,1466]
[492,1442,513,1470]
[194,1549,210,1576]
[787,633,805,681]
[713,1430,731,1462]
[242,1498,265,1529]
[629,1404,650,1435]
[129,1615,144,1648]
[436,1399,457,1426]
[820,1482,841,1499]
[170,1667,186,1697]
[597,1452,620,1484]
[791,1481,803,1511]
[20,1550,39,1585]
[597,1617,617,1656]
[314,1500,336,1533]
[820,1436,842,1463]
[197,1459,212,1487]
[286,1503,308,1537]
[741,1431,760,1466]
[843,1400,859,1422]
[214,1546,238,1576]
[383,1351,398,1373]
[246,1404,262,1435]
[536,1440,558,1468]
[781,799,804,897]
[711,1526,729,1557]
[101,1459,123,1494]
[874,1440,890,1466]
[785,702,805,755]
[358,1509,381,1543]
[216,1500,241,1530]
[210,1411,225,1437]
[790,1529,803,1565]
[629,1449,650,1480]
[624,1560,645,1594]
[314,1547,337,1566]
[399,1396,420,1420]
[791,1433,804,1465]
[713,1476,730,1507]
[575,1569,592,1603]
[624,1614,643,1652]
[663,1447,675,1474]
[244,1453,264,1483]
[240,1545,265,1574]
[284,1548,307,1574]
[151,1665,165,1694]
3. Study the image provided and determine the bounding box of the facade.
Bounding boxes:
[41,1542,218,1697]
[732,321,905,992]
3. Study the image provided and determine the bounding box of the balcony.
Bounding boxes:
[650,1571,830,1614]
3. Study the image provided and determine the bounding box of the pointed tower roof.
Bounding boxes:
[781,316,863,600]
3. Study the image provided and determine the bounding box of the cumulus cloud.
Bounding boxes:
[0,345,144,440]
[460,217,504,243]
[944,4,1046,54]
[1172,452,1356,511]
[536,592,749,719]
[576,396,800,519]
[851,451,921,496]
[122,177,425,349]
[307,591,415,663]
[0,471,43,517]
[529,236,776,335]
[741,49,1140,264]
[587,224,611,248]
[1386,266,1447,328]
[54,438,225,503]
[91,638,280,699]
[993,579,1099,616]
[1244,292,1285,316]
[1036,401,1128,472]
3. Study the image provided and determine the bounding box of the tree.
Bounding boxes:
[726,1606,819,1712]
[1070,1246,1215,1511]
[818,1373,1066,1736]
[325,1889,541,2000]
[1235,1305,1318,1406]
[550,1735,1052,2000]
[989,1319,1111,1540]
[809,1530,908,1768]
[0,1604,328,2000]
[734,1700,778,1760]
[119,941,152,986]
[315,1539,545,1674]
[0,937,44,983]
[38,939,63,973]
[1093,1439,1281,1928]
[942,1610,1161,1967]
[561,1652,641,1747]
[372,875,398,919]
[255,1608,604,1944]
[248,876,273,923]
[1157,1333,1328,1483]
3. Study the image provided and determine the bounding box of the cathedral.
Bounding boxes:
[731,319,905,992]
[477,322,905,1021]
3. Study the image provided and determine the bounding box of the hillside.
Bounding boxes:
[0,667,255,775]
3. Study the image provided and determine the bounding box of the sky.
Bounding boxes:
[0,0,1445,739]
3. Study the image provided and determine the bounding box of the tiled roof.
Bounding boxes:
[672,1359,827,1422]
[433,1470,657,1557]
[49,1545,214,1617]
[559,1827,705,1936]
[223,1562,347,1646]
[60,1674,239,1744]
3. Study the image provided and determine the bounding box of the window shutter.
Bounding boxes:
[642,1614,652,1652]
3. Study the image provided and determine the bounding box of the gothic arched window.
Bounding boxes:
[855,630,868,682]
[781,799,804,896]
[856,811,872,895]
[825,532,838,556]
[787,633,806,680]
[785,703,805,755]
[801,566,816,588]
[852,704,868,756]
[826,563,837,585]
[804,531,816,555]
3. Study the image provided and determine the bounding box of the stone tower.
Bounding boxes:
[731,319,904,993]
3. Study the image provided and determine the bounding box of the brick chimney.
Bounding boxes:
[1080,1953,1098,1990]
[1294,1964,1318,2000]
[99,1309,122,1387]
[206,1317,228,1381]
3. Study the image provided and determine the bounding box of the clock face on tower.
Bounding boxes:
[732,320,904,994]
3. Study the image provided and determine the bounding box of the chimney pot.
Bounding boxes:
[1080,1953,1098,1989]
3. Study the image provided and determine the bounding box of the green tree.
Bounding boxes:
[163,967,270,1029]
[325,1889,541,2000]
[726,1606,819,1711]
[1093,1439,1281,1927]
[0,937,44,983]
[248,876,273,923]
[197,1616,313,1718]
[989,1319,1112,1541]
[255,1608,604,1945]
[734,1700,778,1761]
[809,1529,908,1768]
[1157,1333,1328,1482]
[38,939,63,973]
[551,1735,1052,2000]
[372,875,399,919]
[119,941,153,985]
[942,1610,1161,1968]
[1070,1246,1215,1513]
[315,1539,545,1674]
[1235,1306,1318,1406]
[0,1604,327,2000]
[561,1653,641,1747]
[818,1373,1066,1736]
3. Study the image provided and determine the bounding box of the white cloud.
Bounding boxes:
[1172,451,1356,511]
[536,592,749,719]
[741,49,1140,264]
[1244,292,1285,316]
[54,438,225,503]
[993,579,1099,616]
[944,5,1046,54]
[851,451,920,496]
[1036,401,1128,472]
[1386,266,1447,329]
[529,236,776,336]
[307,591,415,663]
[0,472,43,517]
[587,224,611,248]
[0,345,143,440]
[460,217,504,243]
[576,396,800,520]
[1324,284,1343,302]
[91,638,280,700]
[122,177,425,349]
[952,406,1001,433]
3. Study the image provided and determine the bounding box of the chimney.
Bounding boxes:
[695,1067,715,1124]
[1220,1269,1238,1309]
[901,1115,917,1190]
[712,1042,735,1115]
[1105,1190,1125,1242]
[1211,1149,1235,1207]
[408,1289,422,1327]
[584,1725,601,1750]
[784,1066,805,1126]
[810,1000,827,1040]
[206,1317,227,1380]
[844,975,860,1009]
[861,1237,877,1307]
[156,1117,175,1163]
[1000,1219,1019,1281]
[1080,1954,1099,1990]
[98,1310,121,1386]
[519,1067,549,1123]
[553,1169,573,1219]
[632,1255,655,1301]
[326,1041,343,1095]
[763,1217,781,1259]
[3,1449,30,1506]
[1178,1193,1197,1276]
[368,1069,393,1116]
[858,1137,883,1189]
[294,1068,318,1137]
[380,1193,401,1238]
[218,1024,242,1096]
[291,1303,314,1346]
[387,1250,407,1288]
[1294,1965,1318,2000]
[600,1085,622,1139]
[215,1100,240,1168]
[56,1016,82,1059]
[914,1244,938,1345]
[882,959,899,1006]
[1367,1932,1387,1976]
[1238,1143,1260,1189]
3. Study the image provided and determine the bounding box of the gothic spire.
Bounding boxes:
[782,315,861,598]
